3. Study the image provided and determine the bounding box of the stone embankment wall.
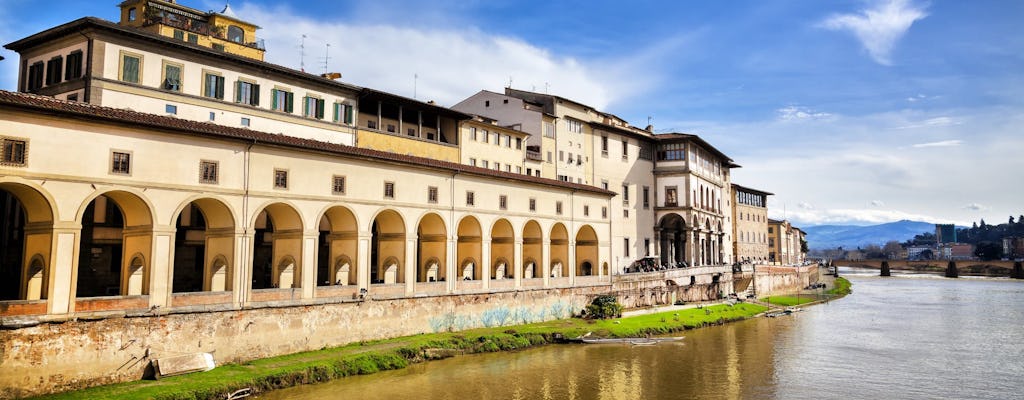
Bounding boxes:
[608,266,736,308]
[0,287,604,399]
[753,265,818,297]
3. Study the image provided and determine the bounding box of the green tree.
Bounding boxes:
[584,295,623,319]
[974,241,1003,261]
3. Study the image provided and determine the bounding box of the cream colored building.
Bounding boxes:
[731,184,771,263]
[768,219,806,265]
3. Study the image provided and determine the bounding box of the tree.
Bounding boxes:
[863,244,884,259]
[800,238,808,253]
[883,241,904,259]
[1011,216,1016,225]
[919,249,934,260]
[974,241,1003,261]
[973,222,978,229]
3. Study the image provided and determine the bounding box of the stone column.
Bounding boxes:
[405,235,417,295]
[446,237,456,293]
[357,232,372,292]
[148,226,176,309]
[481,232,491,289]
[542,239,551,288]
[568,240,576,285]
[235,230,255,306]
[301,231,319,299]
[46,224,81,315]
[514,239,523,288]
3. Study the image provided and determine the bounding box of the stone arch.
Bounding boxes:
[371,209,405,285]
[460,257,478,280]
[171,197,235,293]
[416,213,447,283]
[75,189,154,298]
[456,216,482,281]
[208,254,229,292]
[317,205,359,287]
[490,219,514,280]
[575,224,598,276]
[658,213,687,268]
[522,220,543,280]
[0,180,55,301]
[550,223,569,278]
[602,261,609,276]
[252,202,304,290]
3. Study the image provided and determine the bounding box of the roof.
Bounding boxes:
[588,120,656,142]
[652,132,734,164]
[358,88,470,120]
[505,87,602,115]
[5,17,356,92]
[0,90,615,197]
[731,183,774,196]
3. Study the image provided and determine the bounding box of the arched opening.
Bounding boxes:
[550,223,569,279]
[252,203,303,289]
[76,191,153,297]
[227,25,244,43]
[172,198,235,293]
[522,220,542,281]
[416,213,447,283]
[602,262,609,276]
[456,216,482,281]
[658,213,687,268]
[317,206,359,286]
[575,225,598,276]
[0,183,54,301]
[370,210,405,285]
[490,219,514,280]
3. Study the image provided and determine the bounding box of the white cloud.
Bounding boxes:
[963,203,988,211]
[896,116,960,130]
[772,207,962,227]
[797,202,815,209]
[820,0,928,65]
[777,105,833,121]
[235,3,643,109]
[912,139,962,148]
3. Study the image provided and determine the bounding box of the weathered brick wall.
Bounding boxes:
[0,287,606,398]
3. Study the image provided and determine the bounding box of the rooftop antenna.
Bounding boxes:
[544,82,550,93]
[507,76,513,88]
[320,43,331,74]
[299,34,307,72]
[647,116,652,126]
[414,73,418,99]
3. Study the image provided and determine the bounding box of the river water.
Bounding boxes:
[263,268,1024,399]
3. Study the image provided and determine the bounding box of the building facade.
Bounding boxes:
[731,184,771,263]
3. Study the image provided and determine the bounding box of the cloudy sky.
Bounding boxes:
[1,0,1021,227]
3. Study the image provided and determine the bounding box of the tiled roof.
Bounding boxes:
[0,90,615,196]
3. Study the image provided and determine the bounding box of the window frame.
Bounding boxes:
[202,70,225,99]
[110,150,133,176]
[499,195,508,210]
[65,50,83,80]
[161,60,183,92]
[118,50,143,84]
[332,175,347,195]
[1,137,28,167]
[428,186,439,204]
[199,160,219,184]
[235,78,260,106]
[384,181,395,199]
[273,169,289,189]
[271,87,294,113]
[466,191,475,206]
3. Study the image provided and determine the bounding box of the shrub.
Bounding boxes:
[584,295,623,319]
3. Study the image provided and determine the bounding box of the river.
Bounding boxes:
[263,268,1024,399]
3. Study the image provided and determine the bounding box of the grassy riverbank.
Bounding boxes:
[829,277,852,296]
[35,303,766,400]
[761,296,817,306]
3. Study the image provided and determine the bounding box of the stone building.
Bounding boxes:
[731,184,771,263]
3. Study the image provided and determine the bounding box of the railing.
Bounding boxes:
[526,149,542,161]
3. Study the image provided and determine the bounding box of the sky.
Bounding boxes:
[1,0,1022,227]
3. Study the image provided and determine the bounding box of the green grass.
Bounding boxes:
[33,303,767,400]
[827,277,852,296]
[759,296,816,307]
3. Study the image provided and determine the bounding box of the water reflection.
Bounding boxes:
[264,272,1023,400]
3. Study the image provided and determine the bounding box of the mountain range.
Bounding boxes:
[802,220,938,250]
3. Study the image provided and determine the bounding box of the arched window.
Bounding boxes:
[227,26,244,43]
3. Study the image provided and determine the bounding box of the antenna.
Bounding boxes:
[414,73,418,99]
[507,76,513,88]
[320,43,331,74]
[647,116,652,126]
[544,82,550,93]
[299,34,307,72]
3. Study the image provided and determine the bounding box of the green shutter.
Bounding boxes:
[271,89,278,110]
[344,105,354,125]
[252,84,260,106]
[303,97,308,116]
[317,99,325,119]
[333,103,340,122]
[216,76,224,99]
[235,81,242,103]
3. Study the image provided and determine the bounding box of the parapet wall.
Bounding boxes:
[753,265,818,296]
[0,287,604,399]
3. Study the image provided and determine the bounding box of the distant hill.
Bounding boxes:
[803,220,936,250]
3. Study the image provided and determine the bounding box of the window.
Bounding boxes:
[504,135,511,147]
[516,166,522,174]
[601,180,608,190]
[386,124,396,133]
[601,207,607,219]
[187,33,198,44]
[367,120,377,129]
[227,25,245,43]
[120,52,141,84]
[272,89,294,113]
[45,56,62,86]
[565,119,583,134]
[173,30,184,41]
[644,239,651,256]
[127,7,137,21]
[65,51,83,80]
[622,139,628,159]
[657,143,686,161]
[274,169,288,189]
[163,62,182,91]
[204,73,225,99]
[111,151,131,175]
[601,136,608,155]
[469,158,477,166]
[624,238,630,257]
[66,93,78,102]
[428,186,438,203]
[505,165,511,172]
[583,205,589,217]
[547,152,552,162]
[466,191,475,206]
[384,182,395,199]
[165,104,177,114]
[332,176,346,194]
[499,195,508,210]
[26,62,43,91]
[493,132,500,145]
[481,130,489,143]
[494,162,500,171]
[209,112,216,121]
[559,151,564,162]
[556,201,563,215]
[212,43,225,52]
[665,187,678,207]
[515,138,522,149]
[623,209,629,218]
[240,117,250,127]
[1,138,27,166]
[639,143,653,160]
[576,154,581,165]
[529,198,536,212]
[200,160,218,184]
[544,122,554,138]
[304,96,325,119]
[469,127,477,141]
[643,186,650,209]
[408,128,416,136]
[332,103,354,124]
[481,160,489,168]
[235,80,260,106]
[622,184,630,205]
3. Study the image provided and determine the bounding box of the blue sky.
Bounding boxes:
[2,0,1022,227]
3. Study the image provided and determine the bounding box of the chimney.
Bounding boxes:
[645,124,654,132]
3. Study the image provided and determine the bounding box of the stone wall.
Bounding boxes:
[753,265,818,296]
[0,286,605,398]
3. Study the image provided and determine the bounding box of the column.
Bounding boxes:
[398,106,404,136]
[481,232,491,289]
[405,235,416,295]
[301,231,318,299]
[47,225,81,315]
[653,229,662,264]
[148,226,175,309]
[568,240,576,286]
[542,239,551,288]
[357,232,372,292]
[514,239,523,288]
[446,237,456,293]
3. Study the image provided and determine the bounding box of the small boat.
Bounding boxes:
[152,352,215,379]
[630,340,658,346]
[580,336,684,344]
